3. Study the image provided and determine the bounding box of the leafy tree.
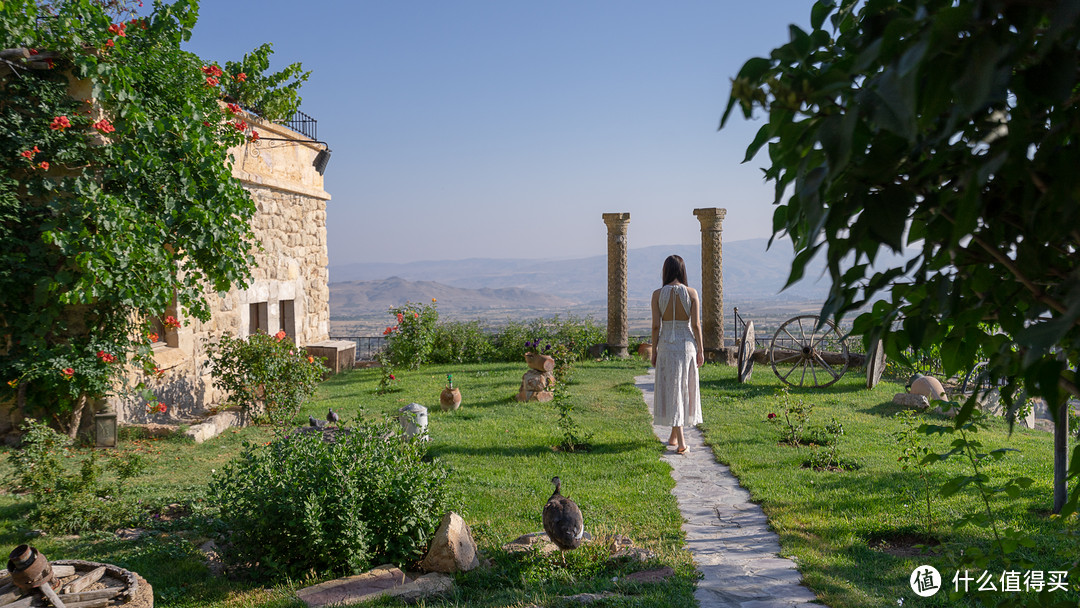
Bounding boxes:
[723,0,1079,515]
[0,0,307,435]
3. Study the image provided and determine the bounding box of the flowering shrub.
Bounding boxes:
[383,301,439,369]
[0,0,310,435]
[206,332,326,423]
[374,352,399,395]
[210,418,450,580]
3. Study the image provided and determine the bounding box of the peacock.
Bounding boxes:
[542,476,584,551]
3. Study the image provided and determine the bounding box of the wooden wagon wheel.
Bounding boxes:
[737,320,755,383]
[769,315,850,388]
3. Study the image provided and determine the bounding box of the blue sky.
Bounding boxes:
[179,1,815,265]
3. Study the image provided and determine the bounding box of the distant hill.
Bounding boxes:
[331,277,574,317]
[330,238,835,307]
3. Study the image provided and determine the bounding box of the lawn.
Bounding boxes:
[697,364,1078,608]
[0,358,700,608]
[0,359,1073,608]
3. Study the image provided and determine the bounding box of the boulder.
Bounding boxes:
[420,512,479,573]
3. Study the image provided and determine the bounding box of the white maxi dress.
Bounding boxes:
[652,284,702,428]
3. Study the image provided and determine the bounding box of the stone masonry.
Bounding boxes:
[111,115,332,425]
[694,208,726,361]
[603,213,631,358]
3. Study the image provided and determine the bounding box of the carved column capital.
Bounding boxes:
[694,207,727,232]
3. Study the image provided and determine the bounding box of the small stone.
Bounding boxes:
[115,528,145,541]
[892,393,929,410]
[388,572,454,604]
[420,512,479,573]
[624,566,674,583]
[910,376,947,402]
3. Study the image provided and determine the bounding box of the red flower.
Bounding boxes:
[275,330,287,341]
[163,315,181,329]
[201,64,223,77]
[45,59,54,69]
[307,356,314,363]
[767,413,777,420]
[235,72,247,82]
[232,120,247,132]
[96,350,116,363]
[104,39,114,49]
[389,374,396,380]
[249,130,260,142]
[61,368,74,379]
[108,23,127,37]
[92,119,116,133]
[414,312,419,319]
[38,161,49,170]
[203,121,212,128]
[28,49,38,55]
[205,76,219,87]
[157,402,167,414]
[33,146,41,153]
[20,150,33,159]
[49,116,71,131]
[153,367,164,377]
[396,312,404,323]
[147,332,159,342]
[226,103,241,115]
[383,326,394,336]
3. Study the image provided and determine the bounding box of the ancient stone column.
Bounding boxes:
[694,208,727,361]
[603,213,631,358]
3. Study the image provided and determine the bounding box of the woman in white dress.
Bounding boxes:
[649,255,704,454]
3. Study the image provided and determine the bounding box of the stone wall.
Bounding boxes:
[113,114,331,425]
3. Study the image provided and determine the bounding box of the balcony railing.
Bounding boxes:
[285,110,317,141]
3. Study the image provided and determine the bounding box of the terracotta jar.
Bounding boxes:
[440,387,462,411]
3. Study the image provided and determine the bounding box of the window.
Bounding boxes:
[249,302,269,335]
[149,300,179,348]
[279,299,295,339]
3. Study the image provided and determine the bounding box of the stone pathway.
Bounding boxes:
[635,370,822,608]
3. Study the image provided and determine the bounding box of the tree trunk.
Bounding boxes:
[1053,401,1069,514]
[67,394,88,439]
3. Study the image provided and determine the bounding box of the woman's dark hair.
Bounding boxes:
[662,255,688,286]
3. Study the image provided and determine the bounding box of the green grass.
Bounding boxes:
[697,364,1078,608]
[0,359,699,607]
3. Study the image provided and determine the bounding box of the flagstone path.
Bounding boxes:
[635,369,824,608]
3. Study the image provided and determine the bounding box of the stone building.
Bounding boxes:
[118,113,333,424]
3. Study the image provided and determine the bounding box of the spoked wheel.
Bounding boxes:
[769,315,850,388]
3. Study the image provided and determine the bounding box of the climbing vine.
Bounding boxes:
[0,0,309,435]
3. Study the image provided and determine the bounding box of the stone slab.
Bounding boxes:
[296,565,408,608]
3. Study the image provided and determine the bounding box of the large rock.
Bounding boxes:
[420,512,479,573]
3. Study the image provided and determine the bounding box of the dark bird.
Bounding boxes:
[309,416,325,429]
[542,476,584,551]
[327,408,340,425]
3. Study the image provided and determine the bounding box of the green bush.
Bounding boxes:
[430,320,495,364]
[8,418,145,534]
[209,419,451,580]
[490,315,605,362]
[384,301,439,369]
[206,331,325,423]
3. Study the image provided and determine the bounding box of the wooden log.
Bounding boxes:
[0,595,32,608]
[0,48,31,60]
[524,352,554,373]
[61,567,104,595]
[49,566,75,579]
[58,587,122,603]
[39,583,67,608]
[0,587,24,606]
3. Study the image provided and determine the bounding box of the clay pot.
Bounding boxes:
[525,352,555,373]
[637,343,652,359]
[440,387,462,411]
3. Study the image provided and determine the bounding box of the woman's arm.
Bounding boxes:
[689,289,705,367]
[650,290,660,367]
